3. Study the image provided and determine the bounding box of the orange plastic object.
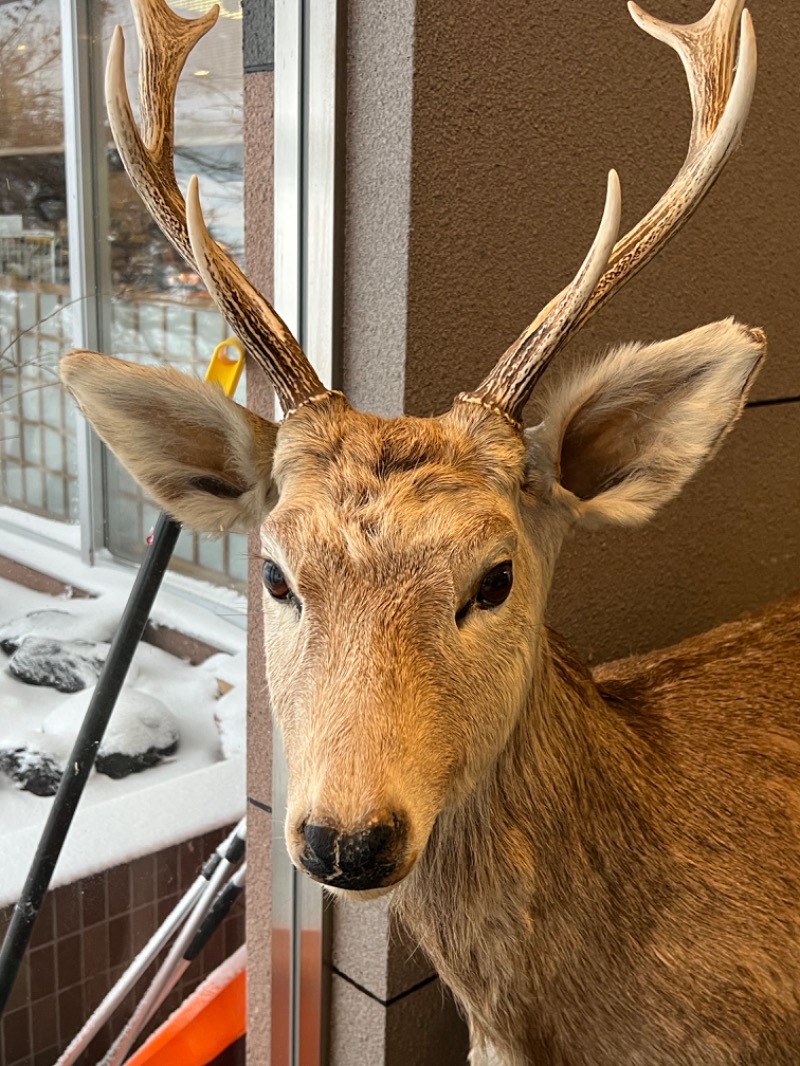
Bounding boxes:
[125,946,246,1066]
[204,338,246,397]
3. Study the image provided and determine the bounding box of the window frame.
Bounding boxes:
[60,0,110,563]
[271,2,343,1064]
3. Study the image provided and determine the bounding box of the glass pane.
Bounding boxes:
[99,0,247,589]
[0,0,76,522]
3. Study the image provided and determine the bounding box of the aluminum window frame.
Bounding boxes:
[60,0,110,563]
[272,2,344,1064]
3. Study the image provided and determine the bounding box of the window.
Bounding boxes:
[0,0,246,587]
[0,0,75,521]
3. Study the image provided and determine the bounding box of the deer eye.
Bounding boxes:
[477,561,513,609]
[262,559,291,600]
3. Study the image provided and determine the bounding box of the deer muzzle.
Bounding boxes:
[295,812,410,891]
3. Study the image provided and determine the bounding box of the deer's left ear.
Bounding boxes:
[61,351,279,533]
[524,319,765,527]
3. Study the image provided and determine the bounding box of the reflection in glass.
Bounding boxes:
[101,0,247,588]
[0,8,250,1065]
[0,0,247,587]
[0,0,76,521]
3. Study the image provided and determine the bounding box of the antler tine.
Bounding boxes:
[461,0,757,424]
[105,2,216,271]
[457,171,621,427]
[106,0,326,413]
[186,177,326,411]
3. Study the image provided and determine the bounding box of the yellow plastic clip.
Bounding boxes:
[204,338,246,398]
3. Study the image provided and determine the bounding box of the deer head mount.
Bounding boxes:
[61,0,763,895]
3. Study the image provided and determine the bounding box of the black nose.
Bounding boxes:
[299,816,407,891]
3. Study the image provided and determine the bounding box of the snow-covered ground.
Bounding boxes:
[0,512,248,906]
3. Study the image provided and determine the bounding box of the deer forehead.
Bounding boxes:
[261,399,528,580]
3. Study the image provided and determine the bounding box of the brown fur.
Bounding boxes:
[397,603,800,1065]
[59,320,798,1065]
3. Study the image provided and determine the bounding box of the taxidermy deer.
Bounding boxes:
[60,0,800,1063]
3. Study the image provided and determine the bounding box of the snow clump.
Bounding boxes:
[0,731,71,796]
[8,637,108,693]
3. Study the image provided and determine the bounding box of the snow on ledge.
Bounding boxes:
[0,757,245,907]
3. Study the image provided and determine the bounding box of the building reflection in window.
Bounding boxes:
[0,0,247,588]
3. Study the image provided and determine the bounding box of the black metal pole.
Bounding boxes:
[0,513,182,1016]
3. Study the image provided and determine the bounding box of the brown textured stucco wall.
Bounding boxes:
[399,0,799,661]
[244,67,274,1066]
[404,0,799,410]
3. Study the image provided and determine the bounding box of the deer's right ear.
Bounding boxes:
[60,351,279,533]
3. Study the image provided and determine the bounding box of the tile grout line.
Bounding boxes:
[746,395,800,408]
[386,971,440,1006]
[331,964,439,1007]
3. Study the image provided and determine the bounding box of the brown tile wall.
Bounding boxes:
[330,896,470,1066]
[329,971,469,1066]
[0,828,245,1066]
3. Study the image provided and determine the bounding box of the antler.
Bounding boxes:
[458,0,757,425]
[105,0,326,413]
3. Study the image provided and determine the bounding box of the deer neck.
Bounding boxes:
[393,629,666,1049]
